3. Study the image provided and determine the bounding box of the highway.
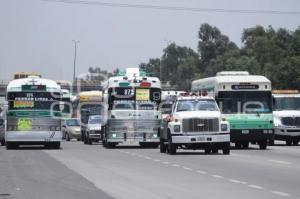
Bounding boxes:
[0,141,300,199]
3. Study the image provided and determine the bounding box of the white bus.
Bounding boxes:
[102,68,161,148]
[191,71,273,149]
[5,76,62,149]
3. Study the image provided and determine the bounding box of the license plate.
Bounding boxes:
[197,136,205,141]
[242,130,249,134]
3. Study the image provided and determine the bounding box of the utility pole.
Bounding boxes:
[72,40,80,84]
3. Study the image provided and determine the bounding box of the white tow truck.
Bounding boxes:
[160,95,230,155]
[273,90,300,145]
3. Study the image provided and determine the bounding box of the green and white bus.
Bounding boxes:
[191,71,273,149]
[5,76,63,149]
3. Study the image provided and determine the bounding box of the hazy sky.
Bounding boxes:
[0,0,299,81]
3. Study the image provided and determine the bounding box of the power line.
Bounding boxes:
[41,0,300,15]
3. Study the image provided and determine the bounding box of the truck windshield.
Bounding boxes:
[89,118,101,124]
[176,100,218,112]
[274,97,300,111]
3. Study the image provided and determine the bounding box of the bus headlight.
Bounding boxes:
[221,124,228,131]
[174,125,181,132]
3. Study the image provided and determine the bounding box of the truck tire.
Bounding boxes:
[160,138,167,153]
[258,140,267,150]
[235,142,242,149]
[167,134,176,155]
[222,143,230,155]
[211,147,218,154]
[204,148,211,154]
[268,139,274,146]
[286,139,292,146]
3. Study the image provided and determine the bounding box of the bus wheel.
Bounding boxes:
[204,148,211,154]
[160,139,167,153]
[293,140,299,146]
[235,142,242,149]
[258,140,267,150]
[242,142,249,149]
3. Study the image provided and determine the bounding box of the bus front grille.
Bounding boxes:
[281,117,300,126]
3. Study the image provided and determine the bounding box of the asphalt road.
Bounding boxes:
[1,141,300,199]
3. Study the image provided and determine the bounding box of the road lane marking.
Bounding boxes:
[144,156,152,160]
[271,191,291,197]
[153,159,161,162]
[228,179,242,184]
[196,170,207,174]
[268,159,292,165]
[182,167,193,171]
[211,175,223,179]
[162,161,170,164]
[248,185,264,190]
[172,164,180,167]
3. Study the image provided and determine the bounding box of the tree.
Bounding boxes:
[139,58,161,78]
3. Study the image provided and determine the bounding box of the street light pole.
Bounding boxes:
[72,40,80,84]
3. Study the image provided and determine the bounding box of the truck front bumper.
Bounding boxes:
[171,133,230,144]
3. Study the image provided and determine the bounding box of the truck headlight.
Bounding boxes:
[174,125,181,132]
[221,124,228,131]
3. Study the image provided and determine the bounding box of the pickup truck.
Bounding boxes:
[160,96,230,155]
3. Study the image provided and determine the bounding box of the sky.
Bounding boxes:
[0,0,299,81]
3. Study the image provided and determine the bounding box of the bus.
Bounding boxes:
[72,91,105,143]
[102,68,161,148]
[13,72,42,79]
[191,71,273,149]
[5,76,62,149]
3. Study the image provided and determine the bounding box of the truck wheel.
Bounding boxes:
[87,136,92,145]
[211,147,218,154]
[286,139,292,146]
[160,139,167,153]
[293,140,299,146]
[222,143,230,155]
[258,140,267,150]
[167,136,176,155]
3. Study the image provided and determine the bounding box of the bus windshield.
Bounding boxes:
[274,97,300,111]
[7,92,61,111]
[218,91,272,114]
[176,100,218,112]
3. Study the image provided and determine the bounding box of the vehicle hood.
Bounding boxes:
[173,111,221,119]
[68,126,81,132]
[273,110,300,118]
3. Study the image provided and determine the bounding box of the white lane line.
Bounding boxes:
[162,161,170,165]
[144,156,152,160]
[228,179,242,184]
[153,159,161,162]
[172,164,181,167]
[182,167,193,171]
[271,191,291,197]
[268,159,292,165]
[248,185,264,190]
[211,175,224,179]
[196,170,207,174]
